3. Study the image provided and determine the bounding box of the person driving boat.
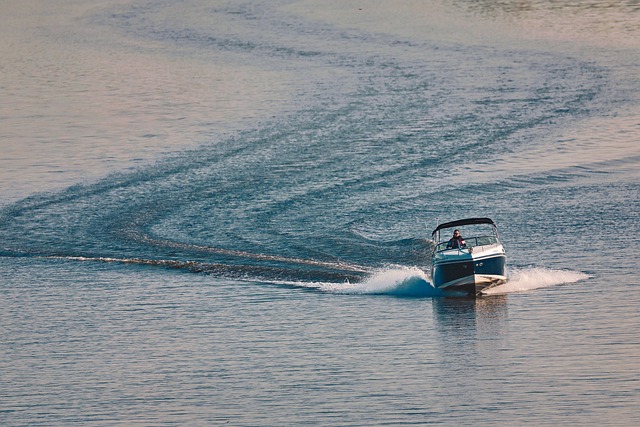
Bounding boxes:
[446,229,466,249]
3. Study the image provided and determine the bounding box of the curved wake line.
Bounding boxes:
[46,255,211,270]
[127,231,370,273]
[40,255,366,283]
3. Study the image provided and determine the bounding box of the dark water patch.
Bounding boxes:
[41,255,366,284]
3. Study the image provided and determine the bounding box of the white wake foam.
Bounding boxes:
[483,266,590,295]
[309,266,588,297]
[317,267,440,297]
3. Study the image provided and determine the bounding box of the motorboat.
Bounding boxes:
[431,217,506,296]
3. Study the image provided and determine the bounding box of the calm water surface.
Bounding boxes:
[1,0,639,425]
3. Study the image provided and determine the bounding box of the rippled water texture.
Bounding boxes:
[1,0,639,425]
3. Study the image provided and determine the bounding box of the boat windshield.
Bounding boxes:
[434,235,498,253]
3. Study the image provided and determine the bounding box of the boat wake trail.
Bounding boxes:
[273,267,441,297]
[277,266,589,298]
[39,254,368,284]
[333,267,439,297]
[484,267,590,295]
[37,255,589,298]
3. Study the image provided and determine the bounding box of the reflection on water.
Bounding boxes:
[434,294,508,327]
[430,295,510,410]
[433,295,509,348]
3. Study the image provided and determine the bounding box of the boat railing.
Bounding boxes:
[434,235,499,253]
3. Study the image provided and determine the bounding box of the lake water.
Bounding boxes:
[1,0,639,425]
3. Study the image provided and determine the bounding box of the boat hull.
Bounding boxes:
[432,253,506,295]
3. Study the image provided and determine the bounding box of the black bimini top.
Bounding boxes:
[431,217,496,237]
